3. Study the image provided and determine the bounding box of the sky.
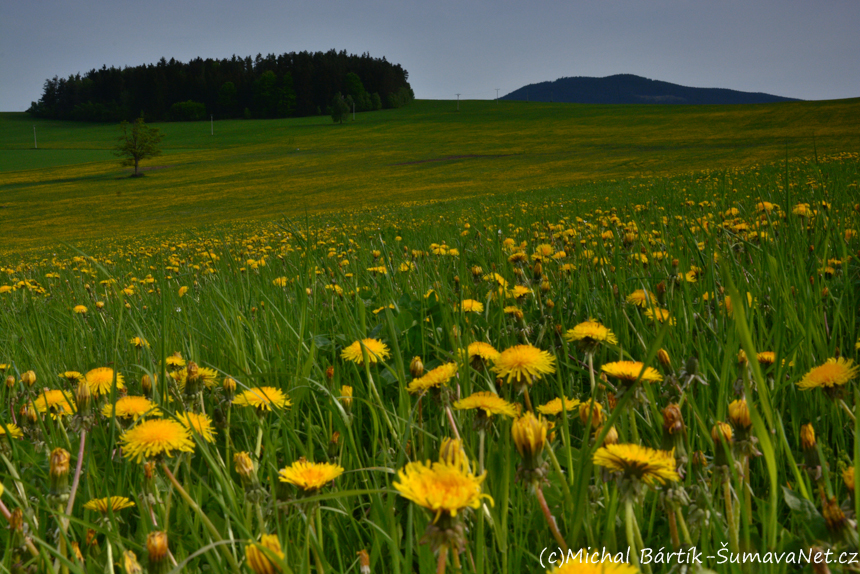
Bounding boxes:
[2,0,859,111]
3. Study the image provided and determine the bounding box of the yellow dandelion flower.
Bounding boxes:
[407,363,458,394]
[278,459,344,491]
[245,534,284,574]
[341,338,391,365]
[453,391,518,418]
[510,285,532,299]
[537,397,582,416]
[547,551,639,573]
[233,386,291,412]
[85,367,126,396]
[601,361,663,384]
[503,305,524,319]
[59,371,86,384]
[176,412,216,442]
[564,320,618,348]
[165,354,186,369]
[626,289,654,307]
[511,412,548,459]
[120,418,195,463]
[73,305,88,314]
[102,396,161,421]
[32,389,76,418]
[492,345,556,385]
[83,496,136,514]
[393,460,492,522]
[0,422,24,440]
[463,342,500,364]
[458,299,484,313]
[644,307,675,325]
[129,337,149,349]
[593,443,679,486]
[797,358,859,391]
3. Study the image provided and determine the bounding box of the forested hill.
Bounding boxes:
[502,74,800,105]
[27,50,414,122]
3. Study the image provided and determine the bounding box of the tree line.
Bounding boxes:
[27,50,414,122]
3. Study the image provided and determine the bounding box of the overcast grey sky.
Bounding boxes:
[2,0,858,111]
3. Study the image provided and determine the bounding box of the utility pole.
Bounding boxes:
[456,93,461,111]
[33,125,37,149]
[210,115,214,136]
[495,88,499,101]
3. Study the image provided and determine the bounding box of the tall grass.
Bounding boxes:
[0,151,859,573]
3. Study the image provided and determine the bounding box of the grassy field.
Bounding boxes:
[2,98,859,252]
[1,100,859,574]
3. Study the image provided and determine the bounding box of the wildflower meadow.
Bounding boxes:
[1,104,860,573]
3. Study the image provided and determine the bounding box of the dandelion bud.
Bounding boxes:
[21,370,36,387]
[147,531,170,574]
[540,279,550,293]
[438,437,467,468]
[222,376,236,401]
[728,399,752,430]
[606,392,617,411]
[5,375,14,388]
[511,412,548,470]
[49,448,71,504]
[410,357,424,378]
[144,460,157,480]
[599,425,619,446]
[843,467,855,493]
[20,403,37,425]
[579,400,604,429]
[657,348,671,369]
[822,494,848,535]
[183,362,202,397]
[711,421,732,468]
[799,422,822,481]
[234,452,256,480]
[328,431,341,458]
[141,374,154,397]
[86,528,98,549]
[800,423,816,450]
[357,549,371,574]
[9,507,23,533]
[325,366,334,381]
[246,534,284,574]
[71,541,85,564]
[339,385,353,411]
[808,546,831,574]
[533,261,542,280]
[737,350,748,365]
[711,422,733,445]
[122,549,143,573]
[71,376,89,406]
[662,404,684,435]
[691,450,708,470]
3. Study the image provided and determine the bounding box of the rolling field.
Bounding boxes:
[1,100,860,573]
[1,98,860,252]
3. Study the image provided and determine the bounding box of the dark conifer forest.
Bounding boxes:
[27,50,414,122]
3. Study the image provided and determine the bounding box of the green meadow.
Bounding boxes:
[1,98,860,574]
[2,98,859,252]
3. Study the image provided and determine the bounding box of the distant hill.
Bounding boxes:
[502,74,800,105]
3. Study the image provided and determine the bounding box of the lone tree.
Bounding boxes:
[330,92,350,124]
[114,118,164,177]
